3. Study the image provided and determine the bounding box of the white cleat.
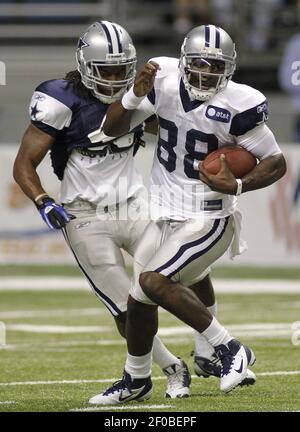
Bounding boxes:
[163,359,191,398]
[89,371,152,405]
[215,339,256,393]
[193,353,256,387]
[242,368,256,386]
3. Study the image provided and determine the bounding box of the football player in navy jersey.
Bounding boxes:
[88,24,287,404]
[13,21,194,399]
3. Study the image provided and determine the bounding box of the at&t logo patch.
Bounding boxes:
[206,105,231,123]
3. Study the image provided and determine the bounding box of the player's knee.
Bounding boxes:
[114,311,127,338]
[139,271,165,301]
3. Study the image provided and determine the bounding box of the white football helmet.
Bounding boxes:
[179,24,236,101]
[76,21,136,104]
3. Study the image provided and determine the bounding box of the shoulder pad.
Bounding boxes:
[146,57,179,106]
[35,79,80,110]
[29,87,73,134]
[227,82,269,136]
[148,57,179,79]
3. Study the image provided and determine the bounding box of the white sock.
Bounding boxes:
[207,303,217,317]
[152,335,181,369]
[194,303,217,359]
[125,352,152,379]
[201,317,233,348]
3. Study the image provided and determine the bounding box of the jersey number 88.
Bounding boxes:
[157,116,219,179]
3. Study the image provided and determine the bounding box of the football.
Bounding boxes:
[202,145,257,178]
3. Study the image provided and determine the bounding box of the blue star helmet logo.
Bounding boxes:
[78,35,89,50]
[30,102,41,121]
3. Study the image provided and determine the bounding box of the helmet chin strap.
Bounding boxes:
[76,50,136,104]
[183,68,231,102]
[94,94,114,104]
[79,70,129,104]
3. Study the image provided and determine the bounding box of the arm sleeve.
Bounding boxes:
[236,124,282,160]
[29,91,72,137]
[129,97,156,131]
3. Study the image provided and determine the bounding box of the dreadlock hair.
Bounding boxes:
[64,70,94,99]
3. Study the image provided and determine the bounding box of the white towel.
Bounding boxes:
[228,209,248,260]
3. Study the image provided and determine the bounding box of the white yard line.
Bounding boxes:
[257,371,300,376]
[0,401,16,404]
[0,302,297,321]
[3,322,295,337]
[0,379,116,386]
[0,277,299,293]
[0,308,103,319]
[3,340,123,349]
[6,324,111,333]
[214,279,300,293]
[0,371,299,387]
[70,405,172,412]
[0,277,89,291]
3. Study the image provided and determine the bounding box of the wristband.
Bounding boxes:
[34,195,53,210]
[121,86,146,110]
[34,193,49,203]
[33,193,49,208]
[235,179,243,196]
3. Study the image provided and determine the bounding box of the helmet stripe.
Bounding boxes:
[205,25,210,47]
[215,27,220,48]
[98,21,113,54]
[209,25,216,48]
[103,21,121,54]
[111,24,122,53]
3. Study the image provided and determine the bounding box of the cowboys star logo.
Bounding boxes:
[77,33,89,50]
[30,102,42,121]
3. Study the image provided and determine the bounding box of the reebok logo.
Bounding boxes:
[257,102,268,114]
[45,206,53,214]
[75,221,91,229]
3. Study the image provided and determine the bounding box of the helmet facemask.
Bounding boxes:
[77,52,136,104]
[75,21,137,104]
[180,54,235,101]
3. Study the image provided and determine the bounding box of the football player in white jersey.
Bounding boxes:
[89,24,286,404]
[13,21,194,399]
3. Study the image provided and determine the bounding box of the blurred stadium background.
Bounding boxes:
[0,0,299,412]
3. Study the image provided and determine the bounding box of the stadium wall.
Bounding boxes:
[1,142,299,266]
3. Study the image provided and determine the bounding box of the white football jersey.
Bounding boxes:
[29,79,146,207]
[60,143,146,206]
[130,57,281,219]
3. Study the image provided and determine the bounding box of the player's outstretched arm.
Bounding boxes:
[103,61,160,137]
[13,124,74,229]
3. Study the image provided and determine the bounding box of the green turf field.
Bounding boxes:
[1,264,300,279]
[0,266,299,412]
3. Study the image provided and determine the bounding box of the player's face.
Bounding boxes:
[93,65,127,95]
[188,58,225,91]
